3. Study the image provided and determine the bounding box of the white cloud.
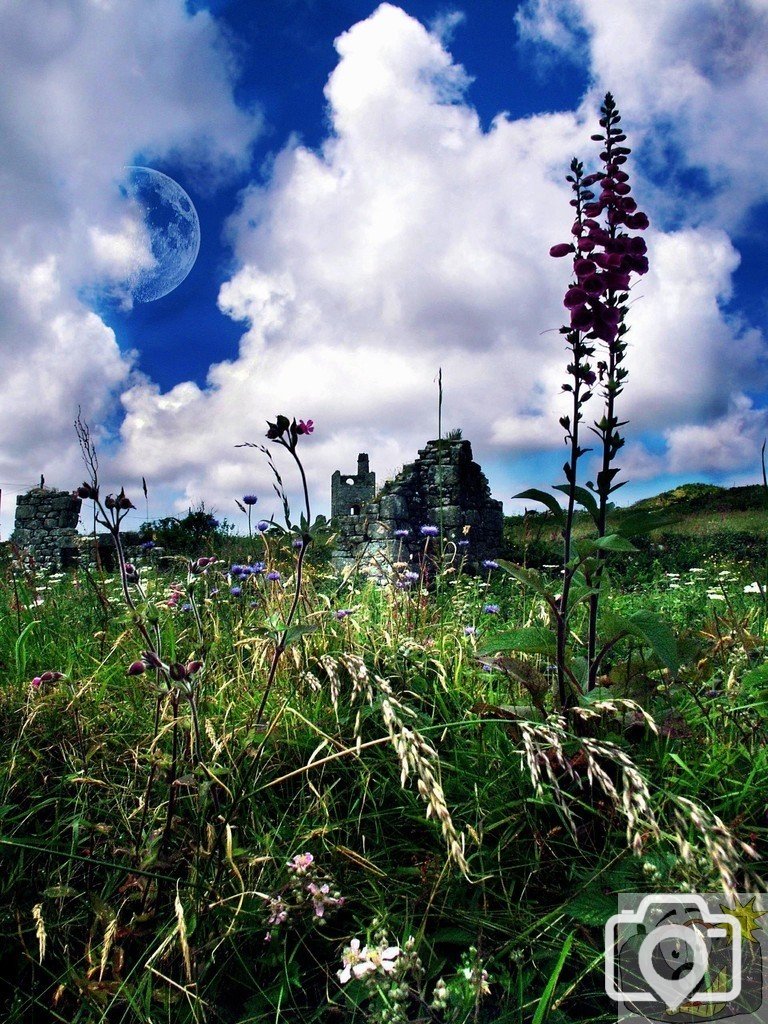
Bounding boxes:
[112,2,768,524]
[664,394,768,475]
[0,0,260,533]
[516,0,768,227]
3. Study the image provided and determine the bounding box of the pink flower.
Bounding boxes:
[297,419,314,435]
[288,851,314,874]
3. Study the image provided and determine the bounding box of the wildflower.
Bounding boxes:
[307,881,343,918]
[181,602,192,612]
[267,897,288,927]
[335,609,353,620]
[404,571,419,582]
[463,626,476,636]
[242,494,258,505]
[230,586,242,597]
[297,418,314,435]
[457,539,469,548]
[420,525,439,537]
[140,540,155,551]
[292,538,303,548]
[482,559,499,570]
[744,582,763,594]
[251,561,266,574]
[31,676,42,690]
[127,660,146,676]
[267,571,281,582]
[483,604,500,614]
[288,852,314,874]
[256,520,271,532]
[393,528,410,538]
[337,940,401,983]
[707,593,725,601]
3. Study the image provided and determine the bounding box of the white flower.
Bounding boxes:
[707,593,726,601]
[337,939,401,983]
[744,582,764,594]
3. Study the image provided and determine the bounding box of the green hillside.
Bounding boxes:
[504,481,768,575]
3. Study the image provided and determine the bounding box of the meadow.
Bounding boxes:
[2,93,767,1024]
[1,491,768,1023]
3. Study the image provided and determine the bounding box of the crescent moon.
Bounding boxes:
[121,166,201,302]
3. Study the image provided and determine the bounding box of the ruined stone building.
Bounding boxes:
[331,439,504,571]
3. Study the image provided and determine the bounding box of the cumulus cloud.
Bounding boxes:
[0,0,259,532]
[516,0,768,227]
[114,2,767,523]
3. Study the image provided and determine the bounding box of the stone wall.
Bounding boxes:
[11,488,82,569]
[331,439,504,572]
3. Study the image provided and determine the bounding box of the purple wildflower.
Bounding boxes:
[482,559,499,570]
[230,586,242,597]
[243,494,258,505]
[393,528,410,538]
[335,609,353,620]
[483,604,500,614]
[267,571,281,582]
[297,418,314,435]
[256,520,271,532]
[420,525,439,537]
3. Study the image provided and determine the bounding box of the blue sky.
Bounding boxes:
[1,0,767,535]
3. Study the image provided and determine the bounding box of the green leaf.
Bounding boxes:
[478,627,556,658]
[552,483,599,520]
[282,624,318,649]
[601,610,679,672]
[532,931,574,1024]
[591,534,638,552]
[497,561,557,606]
[579,685,613,706]
[610,508,681,537]
[564,890,616,926]
[513,489,565,524]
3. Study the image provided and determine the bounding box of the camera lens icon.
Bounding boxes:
[605,895,742,1009]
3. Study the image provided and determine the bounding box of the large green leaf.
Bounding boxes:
[590,534,638,552]
[478,627,557,658]
[513,489,565,524]
[552,483,599,521]
[602,610,679,672]
[498,561,557,606]
[609,508,681,537]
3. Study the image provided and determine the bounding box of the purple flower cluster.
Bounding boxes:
[550,95,649,345]
[230,562,265,579]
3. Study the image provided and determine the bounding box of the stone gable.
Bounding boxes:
[331,439,503,571]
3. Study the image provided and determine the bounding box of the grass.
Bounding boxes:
[1,522,767,1023]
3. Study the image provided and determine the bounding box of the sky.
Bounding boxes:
[1,0,767,538]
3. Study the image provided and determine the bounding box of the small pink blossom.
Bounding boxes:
[297,419,314,435]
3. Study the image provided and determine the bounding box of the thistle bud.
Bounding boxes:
[127,661,146,676]
[169,662,188,682]
[185,660,203,676]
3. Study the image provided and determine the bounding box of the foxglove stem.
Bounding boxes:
[585,93,648,688]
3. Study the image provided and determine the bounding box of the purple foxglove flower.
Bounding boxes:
[549,243,573,258]
[564,286,589,308]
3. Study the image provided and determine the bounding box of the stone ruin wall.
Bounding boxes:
[331,439,504,572]
[10,487,147,571]
[11,488,83,569]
